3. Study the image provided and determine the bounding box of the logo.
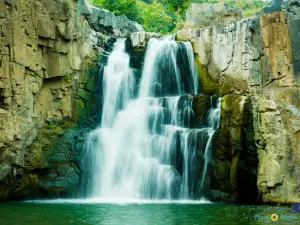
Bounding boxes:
[292,204,300,213]
[271,214,279,222]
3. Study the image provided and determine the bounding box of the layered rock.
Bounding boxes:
[129,32,162,51]
[183,2,300,204]
[176,16,263,95]
[0,0,142,201]
[87,3,144,37]
[210,94,300,204]
[177,3,299,96]
[185,2,242,29]
[253,98,300,203]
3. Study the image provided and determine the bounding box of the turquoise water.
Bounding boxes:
[0,200,299,225]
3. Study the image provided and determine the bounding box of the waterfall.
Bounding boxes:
[83,37,221,200]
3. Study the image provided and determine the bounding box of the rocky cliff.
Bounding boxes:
[0,0,142,201]
[176,2,300,204]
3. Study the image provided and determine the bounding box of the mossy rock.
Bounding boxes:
[195,59,220,95]
[192,94,210,121]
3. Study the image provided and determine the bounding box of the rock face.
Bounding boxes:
[253,98,299,203]
[177,3,300,97]
[129,32,163,50]
[183,2,300,204]
[88,7,144,37]
[185,2,242,29]
[176,16,263,95]
[0,0,142,201]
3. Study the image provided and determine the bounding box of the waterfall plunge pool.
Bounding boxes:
[0,201,297,225]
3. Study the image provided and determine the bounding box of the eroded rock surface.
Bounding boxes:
[0,0,141,201]
[185,2,242,29]
[185,2,300,204]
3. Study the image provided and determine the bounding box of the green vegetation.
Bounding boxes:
[63,0,73,15]
[90,0,268,34]
[91,0,141,21]
[47,121,56,130]
[138,2,174,33]
[64,74,72,83]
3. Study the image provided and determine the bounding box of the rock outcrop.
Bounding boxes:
[129,32,163,51]
[176,15,263,95]
[87,3,144,37]
[0,0,142,201]
[177,3,300,96]
[182,2,300,204]
[185,2,242,29]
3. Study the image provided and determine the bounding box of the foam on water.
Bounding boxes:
[24,198,211,205]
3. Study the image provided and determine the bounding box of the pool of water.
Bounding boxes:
[0,200,299,225]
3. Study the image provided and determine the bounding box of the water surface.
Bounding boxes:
[0,200,298,225]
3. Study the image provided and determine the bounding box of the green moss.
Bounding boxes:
[72,98,87,122]
[64,74,72,83]
[28,143,45,169]
[17,0,25,7]
[82,55,98,73]
[63,0,72,15]
[47,121,55,130]
[53,126,64,136]
[195,59,220,95]
[17,174,40,194]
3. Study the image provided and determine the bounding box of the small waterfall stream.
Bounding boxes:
[84,37,221,200]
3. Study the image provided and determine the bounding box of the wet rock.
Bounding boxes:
[0,164,10,181]
[192,95,210,122]
[211,95,259,203]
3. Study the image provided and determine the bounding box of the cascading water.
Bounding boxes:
[83,37,221,201]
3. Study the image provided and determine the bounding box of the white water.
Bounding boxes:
[84,38,221,201]
[24,198,211,205]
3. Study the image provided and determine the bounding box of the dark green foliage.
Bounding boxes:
[91,0,268,34]
[161,0,191,13]
[93,0,141,21]
[138,2,174,33]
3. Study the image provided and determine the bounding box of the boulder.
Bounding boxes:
[89,6,144,37]
[129,32,163,50]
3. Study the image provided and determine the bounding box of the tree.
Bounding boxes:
[139,2,174,33]
[161,0,192,13]
[93,0,141,22]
